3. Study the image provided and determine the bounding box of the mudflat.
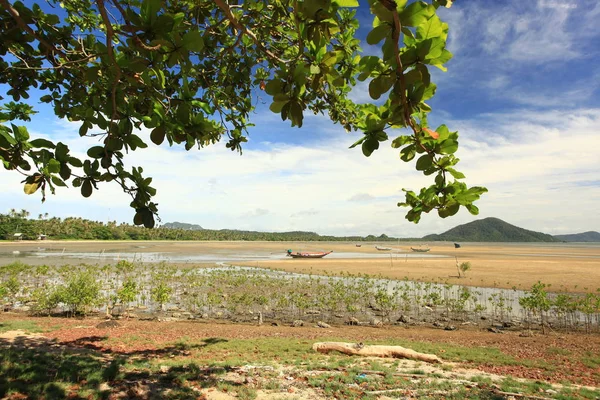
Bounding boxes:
[1,240,599,293]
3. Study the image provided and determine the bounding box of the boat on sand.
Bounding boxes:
[375,245,392,251]
[286,250,332,259]
[411,247,430,253]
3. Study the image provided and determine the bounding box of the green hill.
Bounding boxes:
[553,231,600,242]
[162,221,204,230]
[423,217,559,242]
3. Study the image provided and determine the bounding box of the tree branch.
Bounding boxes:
[389,5,414,131]
[96,0,121,122]
[0,0,63,64]
[213,0,288,64]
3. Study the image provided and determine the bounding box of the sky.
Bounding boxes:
[1,0,599,237]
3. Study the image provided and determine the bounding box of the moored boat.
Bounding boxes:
[411,247,430,252]
[375,245,392,251]
[287,250,333,258]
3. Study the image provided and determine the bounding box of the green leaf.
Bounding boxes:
[81,180,93,198]
[438,202,459,218]
[55,142,69,161]
[133,211,144,226]
[87,146,105,159]
[438,139,458,154]
[182,31,204,52]
[366,24,391,45]
[11,124,29,141]
[142,209,155,228]
[310,64,321,75]
[150,126,166,145]
[465,203,479,215]
[447,168,465,179]
[68,157,82,168]
[333,0,359,6]
[59,164,71,180]
[51,175,67,187]
[0,129,17,146]
[349,136,366,149]
[416,154,433,170]
[47,159,61,173]
[400,144,416,162]
[129,134,148,149]
[288,101,304,127]
[400,1,435,27]
[361,137,379,157]
[391,135,412,148]
[269,101,288,113]
[416,14,445,40]
[369,74,395,100]
[141,0,161,23]
[29,138,55,148]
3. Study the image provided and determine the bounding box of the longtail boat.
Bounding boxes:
[375,245,392,251]
[286,250,333,259]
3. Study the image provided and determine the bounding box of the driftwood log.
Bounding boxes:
[312,342,442,364]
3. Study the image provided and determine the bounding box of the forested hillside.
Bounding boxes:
[554,231,600,242]
[423,217,558,242]
[0,210,397,242]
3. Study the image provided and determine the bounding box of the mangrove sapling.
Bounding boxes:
[552,293,572,330]
[30,283,64,315]
[1,275,20,308]
[374,283,400,323]
[578,293,599,334]
[117,278,139,317]
[458,262,471,278]
[519,282,552,334]
[62,270,102,317]
[151,277,173,312]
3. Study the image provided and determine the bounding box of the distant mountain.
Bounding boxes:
[162,221,204,230]
[553,231,600,242]
[423,217,559,242]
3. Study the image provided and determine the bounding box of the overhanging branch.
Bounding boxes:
[213,0,288,64]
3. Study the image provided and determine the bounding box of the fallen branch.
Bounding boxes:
[312,342,442,364]
[492,390,553,400]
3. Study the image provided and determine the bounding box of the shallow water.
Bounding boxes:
[3,249,448,263]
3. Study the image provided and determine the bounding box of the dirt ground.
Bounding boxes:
[2,240,599,293]
[1,314,600,389]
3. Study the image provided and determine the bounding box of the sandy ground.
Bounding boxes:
[1,240,599,293]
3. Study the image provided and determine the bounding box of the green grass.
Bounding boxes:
[0,320,43,333]
[546,346,572,356]
[581,351,600,369]
[1,333,599,400]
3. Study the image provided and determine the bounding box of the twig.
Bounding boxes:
[213,0,288,64]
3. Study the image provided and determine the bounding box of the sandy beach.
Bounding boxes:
[1,240,599,293]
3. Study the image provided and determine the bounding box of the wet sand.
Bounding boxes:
[1,240,599,293]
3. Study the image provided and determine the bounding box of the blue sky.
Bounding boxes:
[1,0,599,237]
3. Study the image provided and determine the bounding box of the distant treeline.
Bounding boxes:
[0,210,405,242]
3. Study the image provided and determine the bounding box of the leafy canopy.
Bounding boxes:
[0,0,486,227]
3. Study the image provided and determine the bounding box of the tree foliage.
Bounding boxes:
[0,0,486,227]
[0,209,410,240]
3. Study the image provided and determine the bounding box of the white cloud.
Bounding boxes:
[2,108,599,237]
